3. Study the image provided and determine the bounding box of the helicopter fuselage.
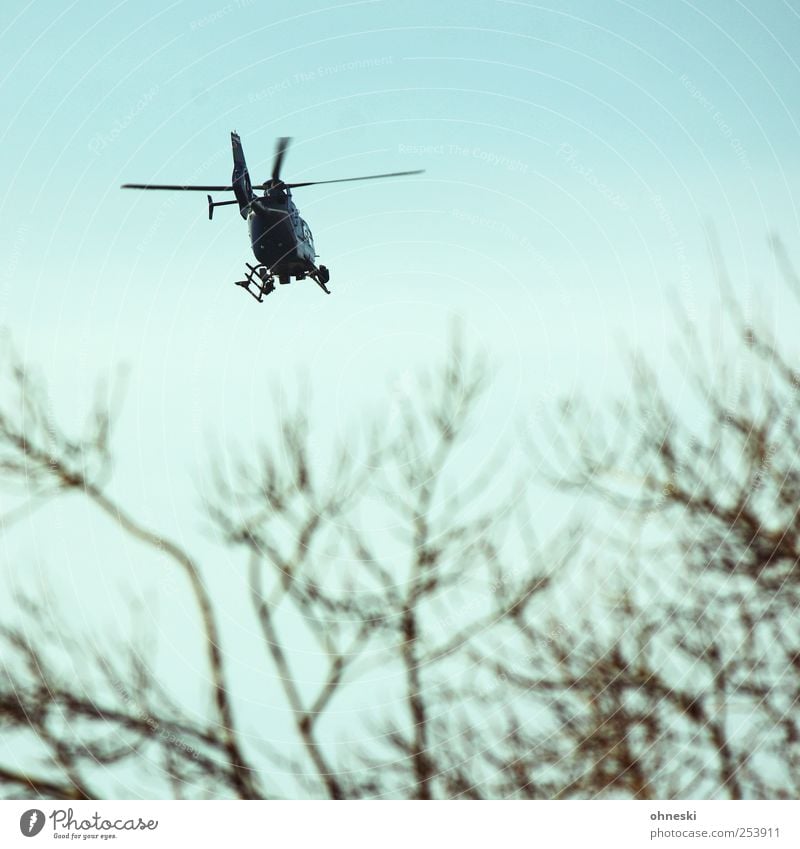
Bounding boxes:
[248,190,315,280]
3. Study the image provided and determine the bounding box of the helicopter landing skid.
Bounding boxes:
[310,264,331,294]
[234,263,275,302]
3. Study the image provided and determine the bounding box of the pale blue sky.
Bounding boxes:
[0,0,797,494]
[0,0,796,422]
[1,0,799,796]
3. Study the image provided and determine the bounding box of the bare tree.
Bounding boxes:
[1,243,799,800]
[484,239,800,799]
[0,341,260,799]
[0,333,553,799]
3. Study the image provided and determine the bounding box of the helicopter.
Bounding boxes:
[121,133,424,301]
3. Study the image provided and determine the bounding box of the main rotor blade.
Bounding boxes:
[272,137,291,182]
[121,183,234,191]
[268,169,425,189]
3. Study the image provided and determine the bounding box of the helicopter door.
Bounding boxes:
[298,220,315,262]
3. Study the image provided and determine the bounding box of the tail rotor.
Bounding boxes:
[231,131,255,217]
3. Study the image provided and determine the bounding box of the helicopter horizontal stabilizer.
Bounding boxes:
[207,195,240,220]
